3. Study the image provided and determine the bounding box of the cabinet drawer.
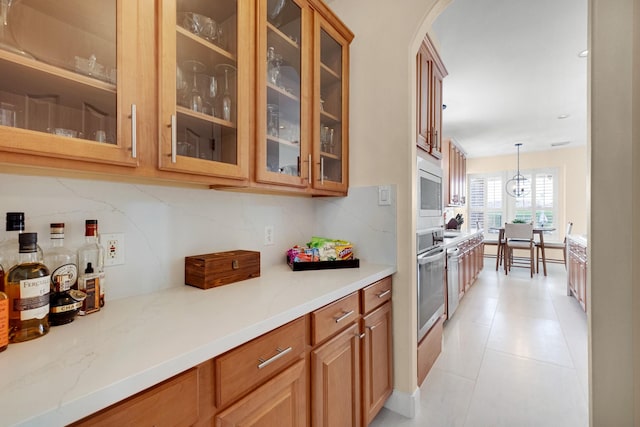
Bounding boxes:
[361,276,392,314]
[311,291,359,345]
[215,316,306,408]
[71,368,198,427]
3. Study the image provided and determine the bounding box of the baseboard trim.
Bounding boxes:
[383,387,421,418]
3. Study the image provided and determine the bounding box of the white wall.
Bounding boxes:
[589,0,640,424]
[328,0,448,408]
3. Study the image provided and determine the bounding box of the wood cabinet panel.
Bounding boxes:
[215,359,307,427]
[215,316,307,408]
[417,317,443,386]
[311,291,359,345]
[361,276,392,314]
[416,34,446,159]
[311,322,361,427]
[362,302,393,426]
[71,367,199,427]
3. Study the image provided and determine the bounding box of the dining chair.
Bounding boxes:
[536,222,573,271]
[504,223,535,277]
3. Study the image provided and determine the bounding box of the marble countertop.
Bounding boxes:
[442,228,484,248]
[567,233,587,246]
[1,262,395,427]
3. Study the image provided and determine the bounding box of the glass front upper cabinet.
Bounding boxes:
[0,0,138,166]
[255,0,308,188]
[313,14,348,193]
[159,0,249,180]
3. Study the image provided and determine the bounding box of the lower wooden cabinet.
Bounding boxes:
[70,368,199,427]
[567,238,587,312]
[311,322,362,427]
[71,276,393,427]
[362,302,393,426]
[215,359,307,427]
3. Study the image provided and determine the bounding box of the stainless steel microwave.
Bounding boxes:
[417,157,443,218]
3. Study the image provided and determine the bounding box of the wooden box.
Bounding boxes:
[185,250,260,289]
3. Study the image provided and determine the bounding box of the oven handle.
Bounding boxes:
[417,248,445,264]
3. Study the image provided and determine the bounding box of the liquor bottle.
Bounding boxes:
[44,223,82,325]
[0,291,8,352]
[0,212,43,287]
[77,220,105,307]
[78,262,100,315]
[5,232,50,343]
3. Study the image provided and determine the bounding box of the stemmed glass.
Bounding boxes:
[216,64,236,122]
[0,0,33,58]
[183,59,205,113]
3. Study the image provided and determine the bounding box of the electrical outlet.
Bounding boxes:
[101,233,125,266]
[264,225,275,246]
[378,185,391,206]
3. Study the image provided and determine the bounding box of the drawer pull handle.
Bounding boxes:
[334,310,355,323]
[257,346,293,369]
[367,325,376,331]
[376,289,391,298]
[232,259,239,270]
[356,332,365,339]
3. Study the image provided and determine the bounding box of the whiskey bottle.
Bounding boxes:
[0,291,8,352]
[44,223,81,325]
[78,262,100,315]
[77,220,105,307]
[6,232,50,343]
[0,212,43,287]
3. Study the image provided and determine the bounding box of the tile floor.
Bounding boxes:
[370,262,589,427]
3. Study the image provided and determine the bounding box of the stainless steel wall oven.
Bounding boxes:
[417,228,445,342]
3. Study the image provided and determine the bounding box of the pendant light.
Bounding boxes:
[505,143,530,198]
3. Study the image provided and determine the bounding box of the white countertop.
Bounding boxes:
[567,233,587,246]
[442,228,484,248]
[1,261,395,427]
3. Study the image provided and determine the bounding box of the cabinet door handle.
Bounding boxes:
[320,158,324,185]
[334,310,354,323]
[366,325,376,331]
[376,289,391,298]
[170,114,177,163]
[356,332,365,339]
[130,104,137,158]
[257,346,293,369]
[307,154,312,182]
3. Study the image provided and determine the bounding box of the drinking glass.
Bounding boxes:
[216,64,236,122]
[267,104,279,137]
[184,60,205,113]
[0,0,32,58]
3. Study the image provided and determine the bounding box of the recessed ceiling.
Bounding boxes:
[432,0,588,158]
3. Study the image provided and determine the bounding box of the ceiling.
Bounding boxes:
[432,0,588,158]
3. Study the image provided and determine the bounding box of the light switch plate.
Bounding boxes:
[378,185,391,206]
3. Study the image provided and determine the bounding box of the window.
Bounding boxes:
[468,168,558,239]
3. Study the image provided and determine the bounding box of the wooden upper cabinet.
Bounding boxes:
[311,10,351,194]
[255,0,310,188]
[416,34,447,160]
[0,0,139,167]
[158,0,250,181]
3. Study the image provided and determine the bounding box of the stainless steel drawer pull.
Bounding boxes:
[257,346,293,369]
[376,289,391,298]
[334,310,355,323]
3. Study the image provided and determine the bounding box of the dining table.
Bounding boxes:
[490,226,557,276]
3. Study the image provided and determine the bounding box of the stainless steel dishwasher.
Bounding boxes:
[446,247,461,320]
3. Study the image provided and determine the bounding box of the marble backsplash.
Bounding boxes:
[0,174,396,301]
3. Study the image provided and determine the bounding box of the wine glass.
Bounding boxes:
[216,64,236,122]
[183,60,205,113]
[0,0,33,58]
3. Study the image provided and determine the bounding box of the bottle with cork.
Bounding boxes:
[77,220,105,314]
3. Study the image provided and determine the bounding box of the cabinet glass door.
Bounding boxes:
[159,0,248,180]
[256,0,308,187]
[0,0,137,166]
[314,16,348,193]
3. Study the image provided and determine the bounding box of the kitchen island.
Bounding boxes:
[0,262,395,426]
